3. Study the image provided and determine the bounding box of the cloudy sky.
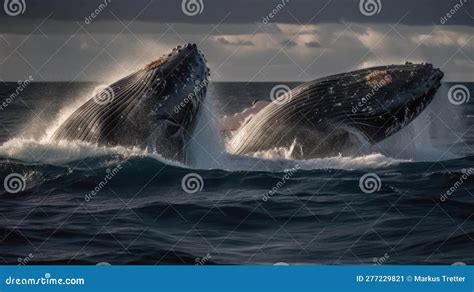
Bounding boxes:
[0,0,472,81]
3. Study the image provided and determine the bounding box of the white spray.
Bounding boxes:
[186,86,230,169]
[374,84,462,161]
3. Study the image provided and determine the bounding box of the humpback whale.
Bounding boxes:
[228,63,444,158]
[52,44,209,162]
[52,42,443,162]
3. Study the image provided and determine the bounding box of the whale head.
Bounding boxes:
[345,63,444,143]
[130,43,210,160]
[141,43,209,135]
[52,43,209,162]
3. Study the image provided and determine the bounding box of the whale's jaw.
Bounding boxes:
[52,44,209,162]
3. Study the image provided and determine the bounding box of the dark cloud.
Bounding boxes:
[0,0,472,34]
[305,41,321,48]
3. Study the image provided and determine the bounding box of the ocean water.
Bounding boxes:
[0,81,473,265]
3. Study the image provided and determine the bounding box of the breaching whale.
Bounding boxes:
[53,43,443,162]
[227,63,444,158]
[52,44,209,162]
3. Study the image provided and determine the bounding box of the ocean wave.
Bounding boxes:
[0,137,411,172]
[296,153,409,170]
[0,138,185,167]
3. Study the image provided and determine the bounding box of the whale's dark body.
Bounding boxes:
[52,44,209,162]
[228,63,444,158]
